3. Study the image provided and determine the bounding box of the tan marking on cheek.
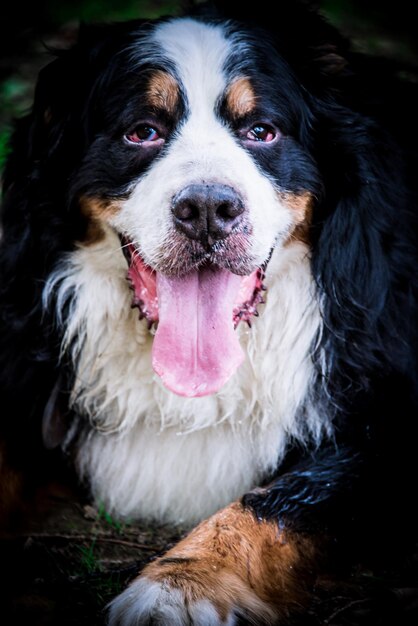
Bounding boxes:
[80,196,122,221]
[79,196,122,244]
[141,501,318,621]
[146,70,179,114]
[82,221,106,245]
[281,190,314,244]
[226,77,257,117]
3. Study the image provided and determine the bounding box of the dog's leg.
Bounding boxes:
[107,502,317,625]
[107,448,362,625]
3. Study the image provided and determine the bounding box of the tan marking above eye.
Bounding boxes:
[146,70,180,113]
[226,77,257,117]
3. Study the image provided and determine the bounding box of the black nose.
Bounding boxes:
[172,184,245,244]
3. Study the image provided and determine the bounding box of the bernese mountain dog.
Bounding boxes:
[1,1,417,624]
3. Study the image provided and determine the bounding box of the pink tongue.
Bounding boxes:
[152,267,244,397]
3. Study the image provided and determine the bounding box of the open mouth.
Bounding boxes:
[122,239,267,397]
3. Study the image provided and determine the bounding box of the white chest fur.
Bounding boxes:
[45,231,326,525]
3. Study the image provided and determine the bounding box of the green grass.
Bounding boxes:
[72,504,132,576]
[78,538,101,574]
[97,502,129,533]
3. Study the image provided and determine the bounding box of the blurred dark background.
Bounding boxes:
[1,0,417,60]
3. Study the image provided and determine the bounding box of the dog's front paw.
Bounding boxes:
[107,566,276,625]
[107,502,316,625]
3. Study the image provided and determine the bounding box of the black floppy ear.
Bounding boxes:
[0,22,123,437]
[2,21,128,194]
[0,27,102,271]
[309,99,417,409]
[2,58,78,194]
[6,17,154,195]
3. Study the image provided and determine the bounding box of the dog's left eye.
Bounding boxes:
[126,125,162,145]
[246,124,277,143]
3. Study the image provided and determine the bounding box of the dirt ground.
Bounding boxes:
[0,477,186,625]
[2,475,418,625]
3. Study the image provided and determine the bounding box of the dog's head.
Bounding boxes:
[6,3,399,401]
[70,15,326,396]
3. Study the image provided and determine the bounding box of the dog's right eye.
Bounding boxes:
[125,125,163,145]
[245,123,278,143]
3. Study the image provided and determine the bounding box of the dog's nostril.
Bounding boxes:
[217,202,234,220]
[177,202,199,221]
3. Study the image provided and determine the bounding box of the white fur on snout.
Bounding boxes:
[107,577,236,625]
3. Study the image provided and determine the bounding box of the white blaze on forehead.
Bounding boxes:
[151,18,230,115]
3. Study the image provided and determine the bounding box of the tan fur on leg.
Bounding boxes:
[108,501,318,625]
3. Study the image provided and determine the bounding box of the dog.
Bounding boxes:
[1,1,417,624]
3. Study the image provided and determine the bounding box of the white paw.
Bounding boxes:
[107,577,237,625]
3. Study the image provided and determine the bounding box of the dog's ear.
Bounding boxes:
[2,21,134,195]
[207,0,350,86]
[310,100,417,408]
[0,22,134,437]
[0,24,118,284]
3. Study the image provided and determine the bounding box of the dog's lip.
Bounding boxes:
[120,236,267,329]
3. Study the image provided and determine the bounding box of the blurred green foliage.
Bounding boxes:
[0,130,11,171]
[322,0,417,62]
[36,0,182,25]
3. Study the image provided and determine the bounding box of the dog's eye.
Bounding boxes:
[126,125,162,145]
[246,124,277,143]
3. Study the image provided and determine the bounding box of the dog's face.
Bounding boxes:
[46,16,323,397]
[76,18,319,269]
